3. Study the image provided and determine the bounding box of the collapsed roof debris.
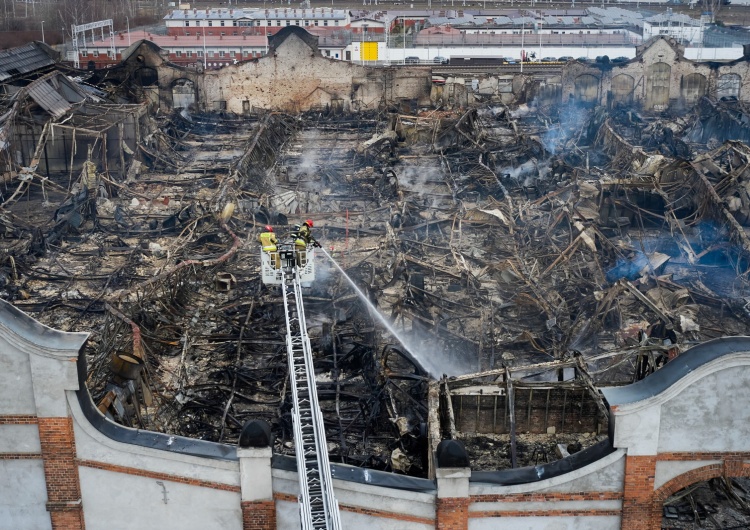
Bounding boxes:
[3,44,750,485]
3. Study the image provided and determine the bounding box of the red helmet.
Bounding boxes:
[305,219,314,227]
[265,225,273,232]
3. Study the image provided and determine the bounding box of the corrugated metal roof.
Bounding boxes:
[25,74,88,119]
[26,80,71,119]
[0,43,56,82]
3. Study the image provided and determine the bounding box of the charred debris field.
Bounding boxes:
[3,99,750,478]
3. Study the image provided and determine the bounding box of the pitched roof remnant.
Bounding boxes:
[0,42,57,82]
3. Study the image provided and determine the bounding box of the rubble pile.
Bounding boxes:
[4,68,750,481]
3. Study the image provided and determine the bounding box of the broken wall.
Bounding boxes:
[562,37,750,112]
[203,33,429,113]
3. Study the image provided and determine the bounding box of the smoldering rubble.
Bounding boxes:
[4,71,750,486]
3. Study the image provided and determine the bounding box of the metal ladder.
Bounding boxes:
[281,267,342,530]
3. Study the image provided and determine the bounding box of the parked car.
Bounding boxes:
[433,56,447,64]
[612,56,630,64]
[558,56,574,62]
[405,56,420,64]
[541,57,557,62]
[577,56,590,63]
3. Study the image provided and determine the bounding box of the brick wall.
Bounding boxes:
[452,386,605,435]
[620,455,657,530]
[436,497,469,530]
[241,500,276,530]
[38,417,84,530]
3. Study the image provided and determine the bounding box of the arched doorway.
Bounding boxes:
[574,74,599,104]
[171,78,196,109]
[611,74,635,106]
[133,67,158,87]
[718,73,741,99]
[681,73,707,106]
[646,62,671,109]
[656,465,750,530]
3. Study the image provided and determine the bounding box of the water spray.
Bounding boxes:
[318,247,429,373]
[318,247,477,379]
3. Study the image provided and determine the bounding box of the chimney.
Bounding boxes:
[119,33,124,40]
[174,35,177,40]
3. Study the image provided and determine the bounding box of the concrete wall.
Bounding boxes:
[202,32,430,112]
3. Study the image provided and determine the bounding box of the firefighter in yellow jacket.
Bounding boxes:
[258,225,280,269]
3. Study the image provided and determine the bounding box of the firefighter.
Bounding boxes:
[291,224,307,267]
[258,225,280,269]
[299,219,321,248]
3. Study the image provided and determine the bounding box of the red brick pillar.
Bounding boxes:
[239,446,276,530]
[241,500,276,530]
[436,497,470,530]
[621,455,658,530]
[436,468,471,530]
[38,417,84,530]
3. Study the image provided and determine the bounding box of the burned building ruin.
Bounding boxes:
[4,28,750,530]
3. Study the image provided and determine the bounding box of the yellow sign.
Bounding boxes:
[361,41,378,62]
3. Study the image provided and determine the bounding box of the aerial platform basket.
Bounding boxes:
[261,244,315,285]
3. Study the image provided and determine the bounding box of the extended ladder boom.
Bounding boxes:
[281,265,341,530]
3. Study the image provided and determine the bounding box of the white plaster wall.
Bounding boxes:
[340,511,433,530]
[655,460,722,490]
[0,459,51,530]
[272,468,436,530]
[685,48,744,61]
[385,47,638,62]
[471,449,626,496]
[0,424,41,453]
[79,466,242,530]
[0,336,36,415]
[69,392,240,486]
[611,406,662,455]
[275,496,301,530]
[469,515,621,530]
[658,365,750,453]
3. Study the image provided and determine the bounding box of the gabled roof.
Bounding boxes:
[267,26,319,55]
[635,34,686,60]
[0,42,58,82]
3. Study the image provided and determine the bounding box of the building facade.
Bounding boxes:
[164,7,350,36]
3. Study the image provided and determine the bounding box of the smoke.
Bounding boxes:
[540,98,591,155]
[287,129,327,184]
[496,159,550,188]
